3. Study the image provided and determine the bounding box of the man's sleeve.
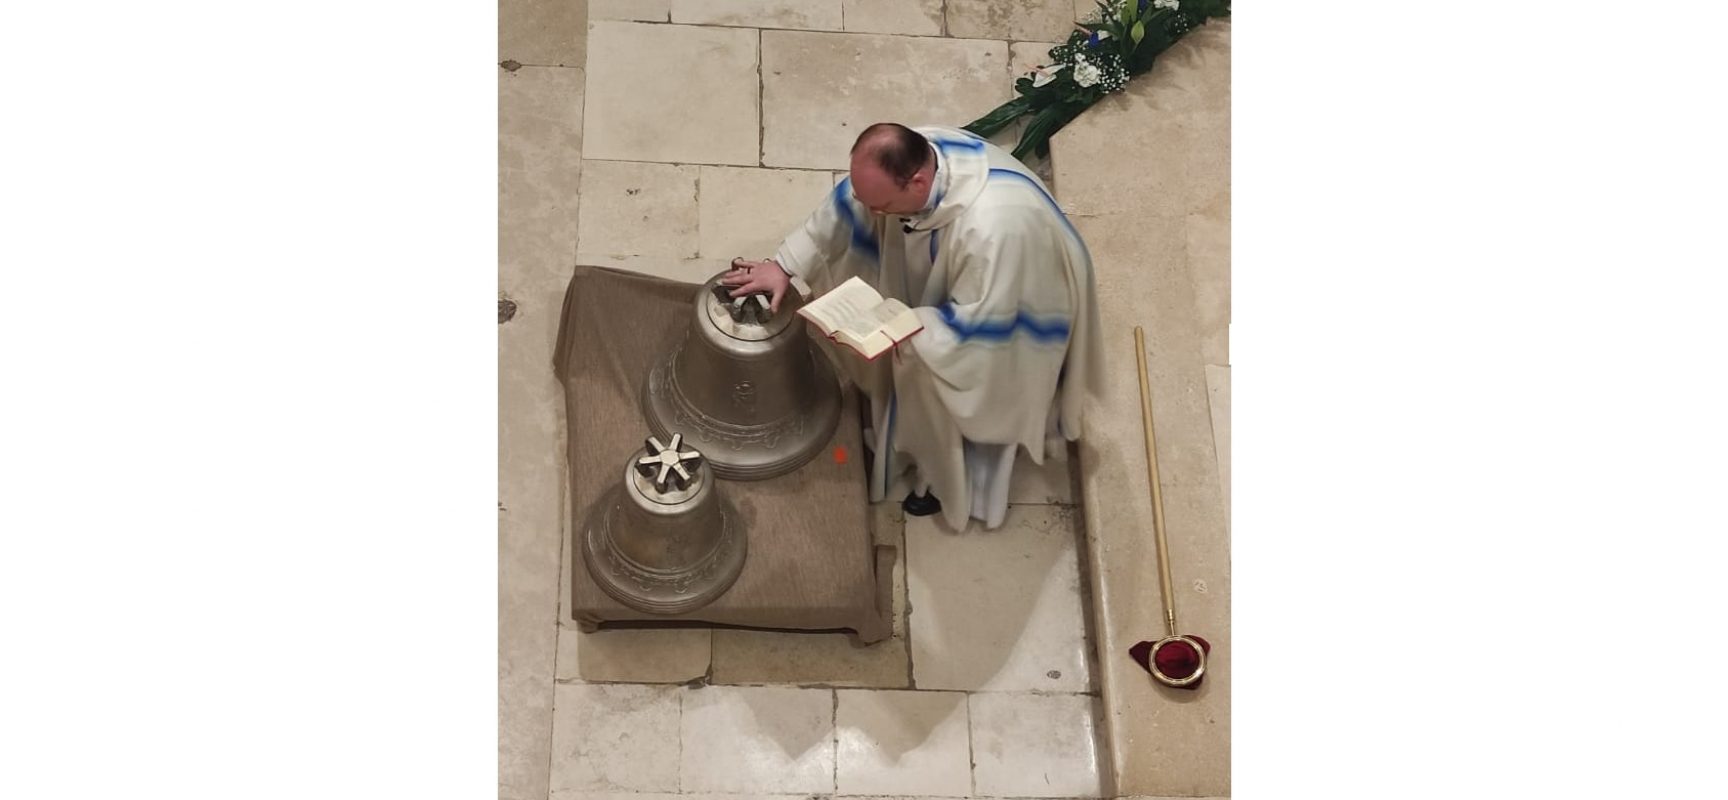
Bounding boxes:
[774,178,880,289]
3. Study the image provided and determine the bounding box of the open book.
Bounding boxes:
[797,276,924,360]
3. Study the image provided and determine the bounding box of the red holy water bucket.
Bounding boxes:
[1129,634,1211,689]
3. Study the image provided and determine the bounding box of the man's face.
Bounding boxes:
[849,153,930,217]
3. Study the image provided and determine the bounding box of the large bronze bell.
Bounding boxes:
[582,433,747,615]
[642,271,841,480]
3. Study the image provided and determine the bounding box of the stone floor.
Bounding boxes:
[500,2,1230,799]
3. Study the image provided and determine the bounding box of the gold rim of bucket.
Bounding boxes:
[1147,634,1208,688]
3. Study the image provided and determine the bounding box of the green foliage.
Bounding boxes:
[966,95,1032,138]
[962,0,1230,161]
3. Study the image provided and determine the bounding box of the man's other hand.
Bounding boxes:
[720,258,792,312]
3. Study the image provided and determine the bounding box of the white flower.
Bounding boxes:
[1073,59,1102,88]
[1155,0,1180,10]
[1029,63,1067,88]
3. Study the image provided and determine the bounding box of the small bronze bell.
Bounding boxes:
[581,433,747,615]
[642,271,842,480]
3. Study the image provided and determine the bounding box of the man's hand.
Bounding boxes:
[719,258,792,313]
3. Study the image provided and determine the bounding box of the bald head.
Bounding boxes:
[851,123,932,187]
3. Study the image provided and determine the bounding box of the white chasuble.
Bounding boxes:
[773,126,1102,530]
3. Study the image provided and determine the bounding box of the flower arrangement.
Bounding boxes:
[964,0,1231,161]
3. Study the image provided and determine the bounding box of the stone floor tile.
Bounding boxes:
[672,0,843,30]
[710,542,909,688]
[1051,111,1188,218]
[500,0,586,66]
[1047,27,1229,216]
[500,66,584,279]
[1065,212,1224,498]
[1074,0,1099,23]
[500,546,559,800]
[576,159,700,259]
[1189,209,1230,367]
[946,0,1077,42]
[698,166,835,261]
[1008,450,1075,505]
[842,0,943,35]
[1067,211,1197,357]
[680,686,836,793]
[585,21,760,166]
[499,192,582,800]
[1204,364,1230,530]
[710,628,910,689]
[762,30,1009,170]
[1185,110,1230,217]
[549,683,682,793]
[835,689,972,796]
[1147,20,1232,117]
[591,0,671,22]
[969,693,1104,797]
[907,505,1092,692]
[556,625,713,683]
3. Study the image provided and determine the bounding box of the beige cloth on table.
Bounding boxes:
[553,264,892,643]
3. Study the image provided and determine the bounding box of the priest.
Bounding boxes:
[721,122,1102,530]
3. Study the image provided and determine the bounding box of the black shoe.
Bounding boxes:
[902,490,942,517]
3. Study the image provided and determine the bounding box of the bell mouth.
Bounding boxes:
[582,489,746,615]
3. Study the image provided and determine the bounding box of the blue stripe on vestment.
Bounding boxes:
[921,136,981,211]
[937,302,1071,343]
[926,134,982,210]
[925,167,1084,344]
[986,167,1098,303]
[931,133,986,155]
[986,168,1087,252]
[833,178,879,263]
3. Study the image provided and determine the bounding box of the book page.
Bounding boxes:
[839,312,885,343]
[879,302,923,342]
[867,298,909,326]
[799,277,885,336]
[854,330,895,359]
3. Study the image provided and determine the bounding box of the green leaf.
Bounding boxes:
[1132,20,1145,45]
[1012,102,1085,162]
[963,94,1035,137]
